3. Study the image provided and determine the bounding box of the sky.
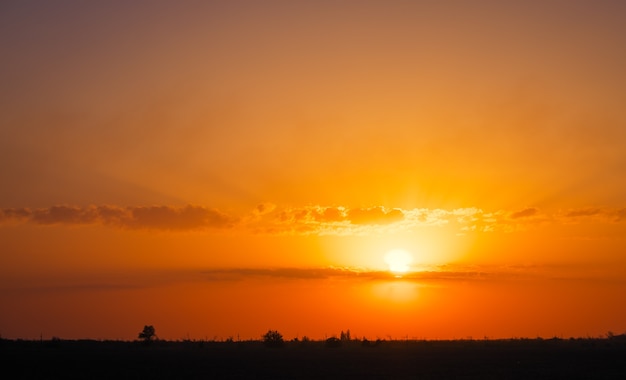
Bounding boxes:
[1,0,626,341]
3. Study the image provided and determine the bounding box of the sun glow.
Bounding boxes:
[384,249,413,274]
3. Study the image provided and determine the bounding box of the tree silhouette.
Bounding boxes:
[138,325,156,344]
[340,330,351,342]
[262,330,284,348]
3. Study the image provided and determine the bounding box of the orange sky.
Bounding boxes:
[1,1,626,341]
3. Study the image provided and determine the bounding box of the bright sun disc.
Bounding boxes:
[384,249,413,274]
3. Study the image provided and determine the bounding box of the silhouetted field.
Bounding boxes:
[2,337,626,379]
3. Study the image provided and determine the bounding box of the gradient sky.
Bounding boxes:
[1,0,626,341]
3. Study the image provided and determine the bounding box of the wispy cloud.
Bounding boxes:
[198,266,502,282]
[4,263,624,294]
[200,263,626,283]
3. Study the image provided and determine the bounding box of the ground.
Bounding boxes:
[2,337,625,379]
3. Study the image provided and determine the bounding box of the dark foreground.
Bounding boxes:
[2,338,626,379]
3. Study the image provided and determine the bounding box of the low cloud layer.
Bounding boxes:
[1,204,625,234]
[199,266,504,282]
[200,263,626,283]
[7,263,612,294]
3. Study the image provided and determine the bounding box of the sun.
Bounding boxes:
[384,249,413,274]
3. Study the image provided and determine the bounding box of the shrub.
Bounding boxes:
[325,337,342,348]
[262,330,284,348]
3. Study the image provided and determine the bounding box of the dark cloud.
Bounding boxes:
[96,205,128,225]
[613,208,626,222]
[202,267,354,281]
[0,207,30,220]
[564,208,602,218]
[0,205,234,230]
[253,203,276,215]
[201,267,389,281]
[31,205,98,225]
[510,207,539,219]
[125,205,232,230]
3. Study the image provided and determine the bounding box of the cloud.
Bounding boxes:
[264,205,469,235]
[198,263,589,283]
[556,208,626,224]
[124,205,232,230]
[0,205,234,231]
[613,208,626,222]
[563,208,602,218]
[347,207,404,225]
[0,207,30,221]
[2,204,626,234]
[510,207,539,219]
[253,202,276,216]
[31,205,98,225]
[201,267,361,281]
[258,206,524,236]
[0,265,547,293]
[5,263,622,296]
[199,266,412,281]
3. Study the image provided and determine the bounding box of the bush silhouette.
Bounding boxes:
[262,330,284,348]
[138,325,157,344]
[325,337,342,348]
